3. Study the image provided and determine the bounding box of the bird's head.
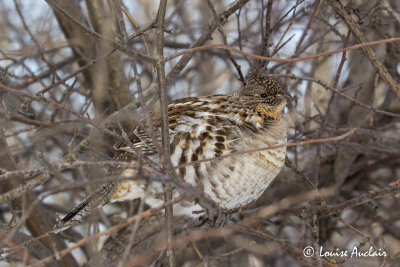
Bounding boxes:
[239,75,287,120]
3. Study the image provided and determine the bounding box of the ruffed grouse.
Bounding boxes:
[56,75,287,228]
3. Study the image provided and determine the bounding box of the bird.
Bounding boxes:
[55,75,287,229]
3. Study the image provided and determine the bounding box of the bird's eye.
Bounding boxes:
[260,93,268,98]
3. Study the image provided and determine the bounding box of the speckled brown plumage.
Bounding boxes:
[55,75,287,228]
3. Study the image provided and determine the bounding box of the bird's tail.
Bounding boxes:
[54,183,117,231]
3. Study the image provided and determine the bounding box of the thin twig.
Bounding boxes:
[4,198,182,267]
[165,38,400,63]
[268,74,400,118]
[176,129,356,169]
[0,84,121,138]
[206,0,244,83]
[44,0,156,63]
[155,0,175,266]
[327,0,400,99]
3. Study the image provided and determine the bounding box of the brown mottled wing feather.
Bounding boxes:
[113,126,160,156]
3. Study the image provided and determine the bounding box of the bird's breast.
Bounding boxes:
[197,119,287,210]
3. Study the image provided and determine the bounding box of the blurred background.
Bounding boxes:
[0,0,399,266]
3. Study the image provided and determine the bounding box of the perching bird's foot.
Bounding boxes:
[207,206,225,227]
[198,198,225,227]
